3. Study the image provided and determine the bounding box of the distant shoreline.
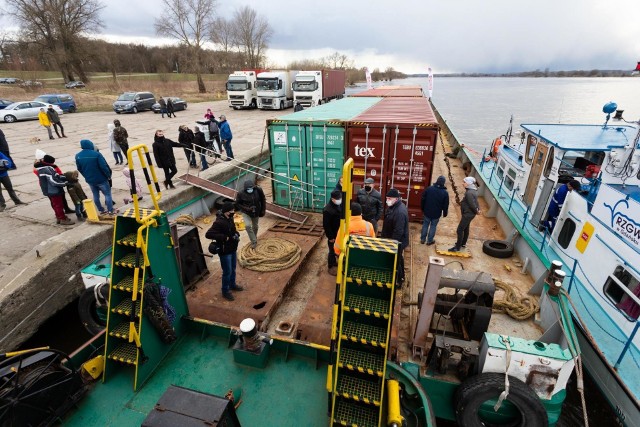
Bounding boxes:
[407,70,638,78]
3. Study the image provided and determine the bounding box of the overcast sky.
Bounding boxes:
[4,0,640,74]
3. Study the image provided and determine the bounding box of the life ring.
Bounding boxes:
[454,373,548,427]
[78,284,109,336]
[492,138,502,157]
[482,239,515,259]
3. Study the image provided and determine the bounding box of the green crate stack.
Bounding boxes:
[330,235,399,427]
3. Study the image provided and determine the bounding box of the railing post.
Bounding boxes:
[480,148,487,171]
[540,228,547,251]
[489,162,496,184]
[508,188,517,212]
[522,206,530,228]
[567,258,578,293]
[498,177,504,198]
[615,321,640,370]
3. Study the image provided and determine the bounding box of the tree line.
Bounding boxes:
[0,0,407,91]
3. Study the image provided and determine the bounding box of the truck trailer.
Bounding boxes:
[293,70,346,108]
[226,70,265,109]
[256,70,299,110]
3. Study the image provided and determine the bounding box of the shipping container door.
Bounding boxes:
[269,122,309,210]
[385,126,437,220]
[307,122,346,211]
[346,124,389,198]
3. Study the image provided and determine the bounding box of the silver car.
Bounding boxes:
[0,101,63,123]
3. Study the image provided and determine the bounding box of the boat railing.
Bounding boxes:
[478,150,639,373]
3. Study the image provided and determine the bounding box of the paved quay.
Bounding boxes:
[0,99,281,351]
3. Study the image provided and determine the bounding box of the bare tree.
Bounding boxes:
[232,6,272,69]
[324,52,353,70]
[5,0,104,81]
[155,0,215,93]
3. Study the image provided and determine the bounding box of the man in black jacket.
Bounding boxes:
[193,126,209,171]
[357,177,383,234]
[420,175,449,245]
[382,188,409,287]
[322,189,342,275]
[235,180,266,249]
[152,129,183,189]
[449,176,480,252]
[205,202,244,301]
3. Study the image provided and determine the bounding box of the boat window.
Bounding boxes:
[543,147,554,178]
[505,175,514,191]
[557,218,576,248]
[603,266,640,321]
[525,135,537,165]
[558,150,603,179]
[507,168,517,179]
[499,160,506,169]
[496,166,504,181]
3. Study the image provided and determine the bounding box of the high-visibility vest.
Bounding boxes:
[334,216,376,255]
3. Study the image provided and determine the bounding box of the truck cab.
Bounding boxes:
[226,70,262,109]
[293,70,345,108]
[257,71,298,110]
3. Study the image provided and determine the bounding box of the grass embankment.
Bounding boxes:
[0,72,228,112]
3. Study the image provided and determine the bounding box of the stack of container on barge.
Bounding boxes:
[267,86,438,220]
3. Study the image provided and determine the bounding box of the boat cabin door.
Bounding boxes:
[523,136,549,207]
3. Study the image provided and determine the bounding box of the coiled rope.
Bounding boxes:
[493,279,539,320]
[238,237,301,272]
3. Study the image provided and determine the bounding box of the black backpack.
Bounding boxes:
[208,120,219,135]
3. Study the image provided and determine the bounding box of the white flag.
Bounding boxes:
[427,67,433,99]
[365,67,372,89]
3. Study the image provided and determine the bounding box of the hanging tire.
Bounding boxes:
[78,284,109,335]
[454,373,548,427]
[483,239,514,258]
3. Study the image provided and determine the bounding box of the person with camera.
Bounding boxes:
[205,201,244,301]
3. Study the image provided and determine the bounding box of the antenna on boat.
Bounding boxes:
[602,101,617,128]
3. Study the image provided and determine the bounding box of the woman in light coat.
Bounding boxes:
[108,123,123,165]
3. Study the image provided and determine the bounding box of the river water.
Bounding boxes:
[349,77,638,425]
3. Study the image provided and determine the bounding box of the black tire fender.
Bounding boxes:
[454,373,548,427]
[483,239,515,258]
[78,284,109,335]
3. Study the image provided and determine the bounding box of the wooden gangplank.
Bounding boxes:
[177,174,308,224]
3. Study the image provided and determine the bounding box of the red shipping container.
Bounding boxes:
[351,86,424,98]
[347,97,438,221]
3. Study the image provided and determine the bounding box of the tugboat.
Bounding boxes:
[439,101,640,426]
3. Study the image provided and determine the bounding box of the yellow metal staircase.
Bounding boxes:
[328,159,399,426]
[102,145,189,390]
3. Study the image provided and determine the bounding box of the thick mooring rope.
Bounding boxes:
[238,237,301,272]
[493,279,539,320]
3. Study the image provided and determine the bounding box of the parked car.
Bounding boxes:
[0,99,14,110]
[34,94,77,113]
[152,97,188,113]
[0,101,63,123]
[113,92,155,114]
[20,80,43,89]
[65,81,85,89]
[0,78,21,84]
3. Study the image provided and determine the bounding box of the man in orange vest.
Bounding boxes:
[334,202,376,255]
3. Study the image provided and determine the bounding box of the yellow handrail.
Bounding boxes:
[126,144,162,223]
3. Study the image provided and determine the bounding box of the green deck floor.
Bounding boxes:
[65,330,330,426]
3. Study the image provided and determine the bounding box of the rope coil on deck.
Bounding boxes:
[492,279,539,320]
[238,237,301,272]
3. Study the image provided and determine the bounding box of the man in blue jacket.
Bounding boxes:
[420,175,449,245]
[219,115,234,161]
[75,139,114,215]
[0,151,24,212]
[544,179,581,231]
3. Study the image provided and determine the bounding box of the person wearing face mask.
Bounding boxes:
[420,175,449,245]
[356,177,383,234]
[381,188,409,287]
[449,176,481,252]
[323,189,342,275]
[235,179,266,249]
[205,202,244,301]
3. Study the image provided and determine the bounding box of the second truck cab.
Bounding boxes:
[256,70,299,110]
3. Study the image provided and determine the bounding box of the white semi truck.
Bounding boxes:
[293,70,346,108]
[256,70,299,110]
[226,70,264,109]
